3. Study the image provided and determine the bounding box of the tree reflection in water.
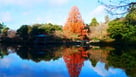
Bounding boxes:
[0,44,16,58]
[107,45,136,77]
[63,47,88,77]
[0,44,135,77]
[87,46,113,68]
[15,45,63,62]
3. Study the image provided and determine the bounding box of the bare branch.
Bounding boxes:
[98,0,136,15]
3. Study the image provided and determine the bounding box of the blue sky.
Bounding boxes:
[0,0,107,30]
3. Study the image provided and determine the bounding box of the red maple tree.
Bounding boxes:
[63,6,88,40]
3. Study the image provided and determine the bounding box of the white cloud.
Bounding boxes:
[86,5,106,23]
[91,62,127,77]
[91,62,108,77]
[0,12,12,22]
[0,54,17,68]
[89,5,106,18]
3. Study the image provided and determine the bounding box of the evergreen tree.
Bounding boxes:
[0,22,6,33]
[90,18,99,26]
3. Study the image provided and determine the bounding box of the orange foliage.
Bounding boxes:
[63,6,88,40]
[63,47,88,77]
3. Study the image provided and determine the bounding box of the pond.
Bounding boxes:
[0,44,135,77]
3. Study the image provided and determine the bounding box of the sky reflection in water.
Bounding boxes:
[0,53,127,77]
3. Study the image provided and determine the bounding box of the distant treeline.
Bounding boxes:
[0,7,136,44]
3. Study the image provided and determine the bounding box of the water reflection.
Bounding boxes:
[63,47,88,77]
[16,45,60,62]
[107,45,136,77]
[0,44,135,77]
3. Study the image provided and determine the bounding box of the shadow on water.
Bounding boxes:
[0,43,136,77]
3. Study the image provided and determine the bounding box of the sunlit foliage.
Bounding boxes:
[90,18,99,26]
[108,8,136,41]
[63,6,88,40]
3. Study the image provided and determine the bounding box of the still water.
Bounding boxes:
[0,44,135,77]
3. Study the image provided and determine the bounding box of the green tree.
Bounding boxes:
[29,23,62,38]
[30,24,45,38]
[40,23,62,34]
[90,18,99,26]
[16,25,31,40]
[108,8,136,41]
[126,8,136,25]
[1,27,9,37]
[0,22,6,33]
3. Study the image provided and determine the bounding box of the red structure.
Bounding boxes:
[63,47,88,77]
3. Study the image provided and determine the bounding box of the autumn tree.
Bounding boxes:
[63,6,88,40]
[90,18,99,26]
